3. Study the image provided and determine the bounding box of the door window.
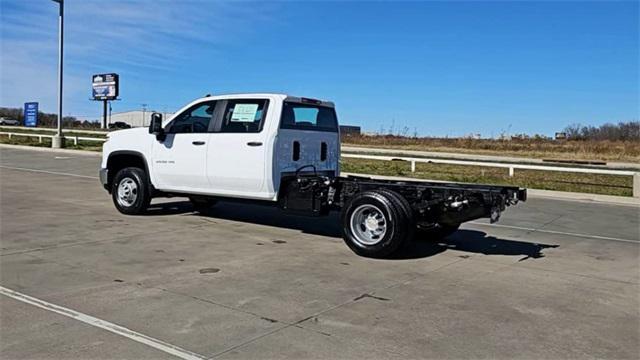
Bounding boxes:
[218,100,269,133]
[166,101,216,134]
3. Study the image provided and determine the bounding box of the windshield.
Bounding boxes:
[280,102,338,132]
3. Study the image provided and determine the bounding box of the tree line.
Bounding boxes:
[0,107,100,129]
[563,121,639,141]
[2,106,638,141]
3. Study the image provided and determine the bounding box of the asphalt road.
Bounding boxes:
[1,146,638,359]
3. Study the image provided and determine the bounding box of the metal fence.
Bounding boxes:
[341,153,640,198]
[0,126,107,135]
[0,132,106,145]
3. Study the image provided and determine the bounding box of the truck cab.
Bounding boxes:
[101,93,339,201]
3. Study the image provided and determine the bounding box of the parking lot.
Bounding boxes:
[1,146,638,359]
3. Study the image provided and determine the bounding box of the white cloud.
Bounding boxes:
[0,0,278,118]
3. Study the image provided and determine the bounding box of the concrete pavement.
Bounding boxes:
[1,147,638,359]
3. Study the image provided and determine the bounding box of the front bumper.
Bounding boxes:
[99,168,109,190]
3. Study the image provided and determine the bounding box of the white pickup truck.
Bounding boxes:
[100,93,526,257]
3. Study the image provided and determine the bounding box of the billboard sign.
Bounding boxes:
[24,102,38,127]
[92,73,119,100]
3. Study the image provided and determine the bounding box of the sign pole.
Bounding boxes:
[52,0,64,148]
[102,100,108,129]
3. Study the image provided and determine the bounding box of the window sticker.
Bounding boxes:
[231,103,259,122]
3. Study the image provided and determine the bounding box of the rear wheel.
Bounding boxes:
[111,167,151,215]
[341,190,412,258]
[376,189,415,243]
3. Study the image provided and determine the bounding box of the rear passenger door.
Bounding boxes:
[206,99,270,197]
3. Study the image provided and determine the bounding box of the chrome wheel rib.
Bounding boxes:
[116,177,138,207]
[349,204,387,246]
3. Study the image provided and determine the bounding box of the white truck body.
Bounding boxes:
[100,93,525,258]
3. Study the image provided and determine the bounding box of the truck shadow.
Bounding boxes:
[394,231,559,261]
[146,200,558,261]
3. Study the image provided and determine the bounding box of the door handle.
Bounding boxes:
[192,141,206,146]
[247,142,263,147]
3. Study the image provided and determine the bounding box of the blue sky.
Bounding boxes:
[1,0,638,137]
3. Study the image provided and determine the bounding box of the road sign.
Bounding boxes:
[24,102,38,127]
[92,73,119,100]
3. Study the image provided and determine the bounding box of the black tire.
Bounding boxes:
[189,197,216,212]
[375,189,415,245]
[111,167,151,215]
[340,190,412,258]
[416,223,460,241]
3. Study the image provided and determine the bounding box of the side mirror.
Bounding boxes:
[149,113,165,141]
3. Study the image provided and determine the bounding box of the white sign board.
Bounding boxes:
[231,103,259,122]
[92,73,119,100]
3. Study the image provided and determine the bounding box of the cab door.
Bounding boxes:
[206,99,270,198]
[151,100,216,192]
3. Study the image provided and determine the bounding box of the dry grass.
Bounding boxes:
[341,158,633,197]
[343,135,640,162]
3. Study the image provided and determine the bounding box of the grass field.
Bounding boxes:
[343,135,640,163]
[341,158,633,197]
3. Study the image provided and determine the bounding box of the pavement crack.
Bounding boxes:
[353,293,390,302]
[536,214,565,232]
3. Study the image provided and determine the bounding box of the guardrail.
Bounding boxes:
[0,132,106,145]
[0,126,108,135]
[341,153,640,198]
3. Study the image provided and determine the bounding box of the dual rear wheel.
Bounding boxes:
[340,189,415,258]
[341,189,461,258]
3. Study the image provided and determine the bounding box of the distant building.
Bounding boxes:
[109,110,173,128]
[555,132,567,140]
[339,125,361,136]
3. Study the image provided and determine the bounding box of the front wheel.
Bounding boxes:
[111,167,151,215]
[341,190,413,258]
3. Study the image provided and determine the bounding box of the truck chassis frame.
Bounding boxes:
[279,173,526,227]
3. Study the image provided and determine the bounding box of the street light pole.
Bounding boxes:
[51,0,64,148]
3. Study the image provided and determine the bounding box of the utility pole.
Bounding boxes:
[141,104,148,127]
[51,0,64,148]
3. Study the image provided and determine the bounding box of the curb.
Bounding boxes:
[525,189,640,207]
[0,144,101,157]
